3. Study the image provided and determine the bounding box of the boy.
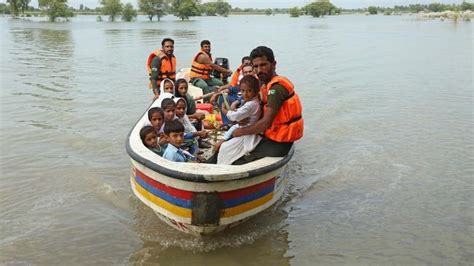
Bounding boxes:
[162,120,196,162]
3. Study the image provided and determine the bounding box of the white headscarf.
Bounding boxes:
[174,97,196,133]
[159,78,175,95]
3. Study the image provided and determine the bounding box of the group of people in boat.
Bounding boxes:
[140,38,304,165]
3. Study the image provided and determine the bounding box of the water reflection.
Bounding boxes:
[138,29,168,46]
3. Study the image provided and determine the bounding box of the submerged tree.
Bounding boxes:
[368,6,377,14]
[6,0,20,16]
[201,0,231,17]
[101,0,123,21]
[138,0,166,21]
[38,0,73,21]
[304,0,337,17]
[289,7,300,17]
[122,2,137,21]
[171,0,200,21]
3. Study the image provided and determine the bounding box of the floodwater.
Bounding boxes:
[0,14,473,265]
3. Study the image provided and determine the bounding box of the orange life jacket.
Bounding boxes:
[261,76,304,143]
[146,49,176,88]
[229,65,242,87]
[190,50,213,80]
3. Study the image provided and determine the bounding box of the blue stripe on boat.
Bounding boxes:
[222,184,274,208]
[135,175,193,209]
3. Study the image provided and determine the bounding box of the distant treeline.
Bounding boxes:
[347,2,474,15]
[1,0,473,22]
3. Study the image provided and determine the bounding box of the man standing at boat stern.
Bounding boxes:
[146,38,176,100]
[231,46,304,165]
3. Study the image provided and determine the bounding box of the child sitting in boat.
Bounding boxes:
[174,79,211,149]
[162,120,196,162]
[140,125,167,156]
[174,97,208,156]
[161,98,176,123]
[148,107,165,134]
[213,75,262,165]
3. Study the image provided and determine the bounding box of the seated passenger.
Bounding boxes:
[174,78,205,122]
[162,120,196,162]
[206,75,262,165]
[140,126,167,156]
[174,97,208,156]
[214,64,256,126]
[189,40,232,96]
[149,79,175,109]
[148,107,165,135]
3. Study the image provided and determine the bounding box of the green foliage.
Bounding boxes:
[100,0,123,21]
[122,2,136,21]
[264,8,272,15]
[38,0,72,21]
[201,0,231,17]
[304,0,336,18]
[289,7,300,17]
[461,1,474,11]
[368,6,377,14]
[7,0,19,16]
[171,0,199,21]
[138,0,166,21]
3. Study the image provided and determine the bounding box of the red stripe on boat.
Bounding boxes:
[135,168,193,200]
[219,178,275,201]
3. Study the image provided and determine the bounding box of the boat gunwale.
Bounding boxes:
[126,104,294,183]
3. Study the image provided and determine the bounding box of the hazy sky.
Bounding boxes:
[1,0,463,10]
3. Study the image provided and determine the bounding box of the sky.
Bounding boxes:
[1,0,463,10]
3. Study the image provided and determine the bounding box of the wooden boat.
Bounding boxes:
[126,69,295,235]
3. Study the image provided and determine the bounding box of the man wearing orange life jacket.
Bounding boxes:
[146,38,176,100]
[231,46,304,165]
[190,40,232,95]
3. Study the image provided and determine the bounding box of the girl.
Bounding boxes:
[174,97,208,156]
[174,78,206,121]
[216,75,262,165]
[150,79,175,109]
[140,126,166,156]
[147,107,168,147]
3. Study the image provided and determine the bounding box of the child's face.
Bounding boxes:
[240,83,258,101]
[175,100,186,118]
[164,81,174,93]
[163,106,175,122]
[242,65,254,76]
[144,132,158,148]
[166,132,184,148]
[177,83,188,97]
[150,112,163,129]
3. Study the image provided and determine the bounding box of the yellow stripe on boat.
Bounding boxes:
[222,193,274,217]
[133,178,192,218]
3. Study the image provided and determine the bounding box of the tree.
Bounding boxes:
[201,0,230,16]
[289,7,300,17]
[214,0,230,16]
[139,0,166,21]
[122,2,136,21]
[461,1,474,11]
[264,8,272,15]
[101,0,123,21]
[171,0,200,21]
[6,0,19,16]
[18,0,30,14]
[368,6,377,14]
[38,0,73,21]
[304,0,336,18]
